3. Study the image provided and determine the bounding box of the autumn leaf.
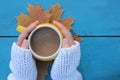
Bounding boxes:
[16,4,51,27]
[28,4,51,24]
[16,13,32,27]
[16,4,82,42]
[59,17,74,31]
[49,4,63,23]
[72,34,82,42]
[28,4,44,17]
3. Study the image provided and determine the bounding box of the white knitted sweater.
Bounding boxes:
[8,41,82,80]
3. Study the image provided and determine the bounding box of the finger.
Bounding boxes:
[17,20,39,46]
[53,20,74,45]
[53,21,70,37]
[53,20,67,31]
[25,20,39,35]
[21,39,29,49]
[62,38,71,48]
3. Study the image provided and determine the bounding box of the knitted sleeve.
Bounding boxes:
[7,42,37,80]
[51,41,82,80]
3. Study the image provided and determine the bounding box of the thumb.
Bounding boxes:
[62,38,70,48]
[21,39,29,49]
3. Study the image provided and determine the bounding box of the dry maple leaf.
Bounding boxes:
[16,4,82,42]
[16,4,51,27]
[59,17,74,31]
[72,34,82,42]
[16,13,32,27]
[28,4,51,24]
[49,4,63,23]
[16,4,74,31]
[49,4,74,31]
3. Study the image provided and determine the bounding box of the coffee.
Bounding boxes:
[30,27,60,57]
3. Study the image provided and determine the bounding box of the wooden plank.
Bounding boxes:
[1,37,120,80]
[0,0,120,36]
[79,37,120,80]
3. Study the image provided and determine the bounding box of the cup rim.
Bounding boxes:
[28,23,63,61]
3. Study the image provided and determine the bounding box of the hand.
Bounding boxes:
[16,21,39,49]
[53,21,75,48]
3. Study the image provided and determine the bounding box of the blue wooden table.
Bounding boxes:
[0,0,120,80]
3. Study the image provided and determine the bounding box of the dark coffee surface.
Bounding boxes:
[30,27,60,57]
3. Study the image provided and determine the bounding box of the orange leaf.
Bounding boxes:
[72,34,82,42]
[28,4,44,17]
[28,4,51,24]
[16,13,32,27]
[16,4,51,28]
[49,4,63,23]
[59,17,74,31]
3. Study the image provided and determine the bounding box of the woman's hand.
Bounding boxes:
[53,21,75,48]
[16,21,39,49]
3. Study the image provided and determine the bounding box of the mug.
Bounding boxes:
[26,23,63,61]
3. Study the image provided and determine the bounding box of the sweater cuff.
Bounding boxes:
[9,42,37,80]
[51,41,82,80]
[57,40,80,68]
[11,42,32,59]
[60,40,80,51]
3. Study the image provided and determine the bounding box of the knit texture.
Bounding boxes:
[8,41,82,80]
[8,42,37,80]
[51,41,82,80]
